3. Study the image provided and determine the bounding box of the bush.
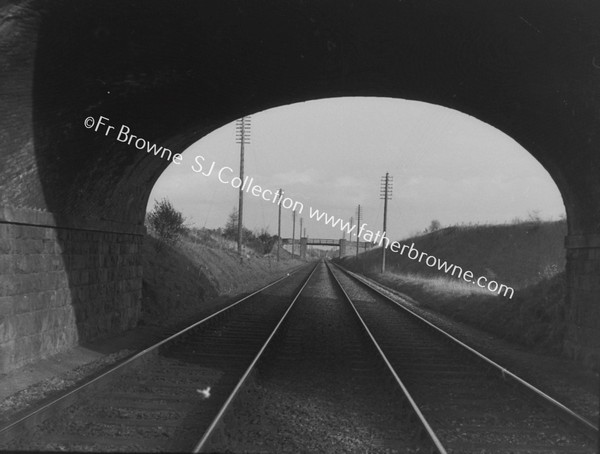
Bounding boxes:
[257,230,277,254]
[146,198,188,247]
[427,219,441,232]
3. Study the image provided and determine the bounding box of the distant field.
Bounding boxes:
[339,220,568,355]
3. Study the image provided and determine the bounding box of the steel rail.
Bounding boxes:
[192,261,320,452]
[0,265,307,441]
[325,261,447,454]
[334,262,599,440]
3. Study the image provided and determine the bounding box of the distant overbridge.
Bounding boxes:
[281,238,373,259]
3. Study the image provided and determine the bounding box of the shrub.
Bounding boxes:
[257,229,277,254]
[427,219,441,232]
[146,198,188,247]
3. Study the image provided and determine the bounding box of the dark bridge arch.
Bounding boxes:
[1,0,599,372]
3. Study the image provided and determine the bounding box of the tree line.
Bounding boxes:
[146,198,278,254]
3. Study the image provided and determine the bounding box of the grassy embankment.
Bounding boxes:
[141,229,303,325]
[339,220,568,355]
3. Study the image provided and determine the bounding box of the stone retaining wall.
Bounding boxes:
[0,207,143,374]
[564,234,600,369]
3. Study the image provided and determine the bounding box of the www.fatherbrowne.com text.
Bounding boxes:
[307,207,514,298]
[192,154,514,300]
[84,116,514,299]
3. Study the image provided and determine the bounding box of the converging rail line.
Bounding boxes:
[328,262,598,454]
[197,260,445,453]
[0,264,316,452]
[1,260,596,453]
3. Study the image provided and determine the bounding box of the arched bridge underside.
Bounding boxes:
[1,0,599,373]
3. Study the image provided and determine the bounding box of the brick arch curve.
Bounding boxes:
[0,0,598,371]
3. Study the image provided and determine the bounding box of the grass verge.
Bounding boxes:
[352,269,567,355]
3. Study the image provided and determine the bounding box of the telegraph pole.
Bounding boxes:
[355,205,361,258]
[292,209,296,258]
[380,173,393,273]
[347,216,353,252]
[300,217,303,239]
[235,116,251,259]
[277,188,283,262]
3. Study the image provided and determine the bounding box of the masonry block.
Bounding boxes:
[0,216,143,374]
[565,243,600,369]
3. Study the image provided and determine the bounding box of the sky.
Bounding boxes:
[148,97,565,241]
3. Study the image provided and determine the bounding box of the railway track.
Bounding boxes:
[1,260,596,453]
[327,262,598,454]
[0,264,317,452]
[198,260,443,453]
